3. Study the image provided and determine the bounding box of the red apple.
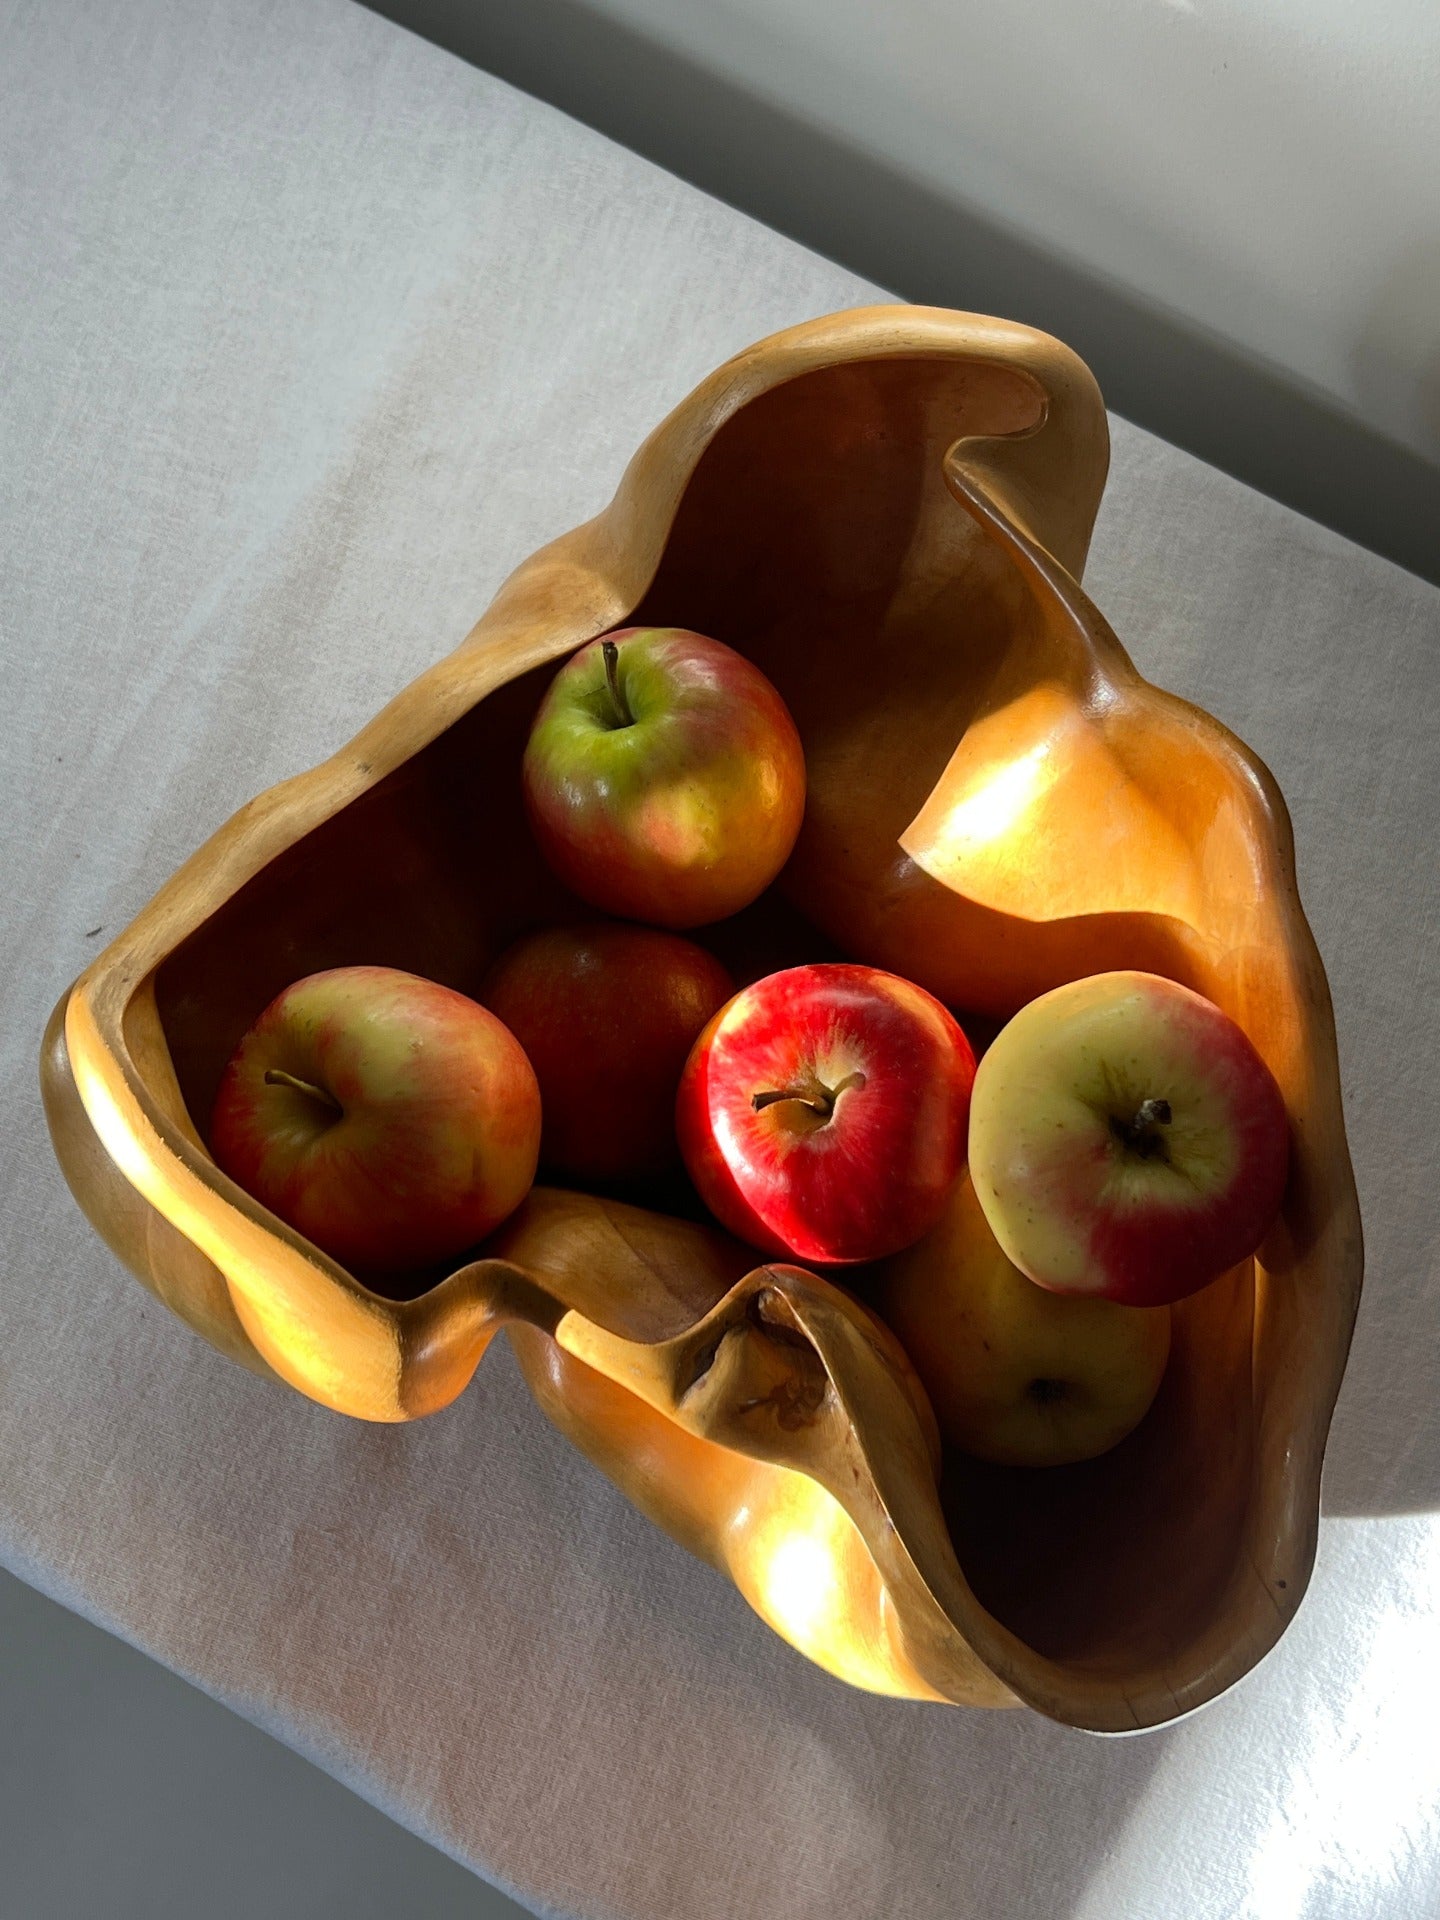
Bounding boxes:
[483,922,732,1180]
[521,626,806,928]
[677,963,976,1264]
[210,965,540,1275]
[969,970,1289,1307]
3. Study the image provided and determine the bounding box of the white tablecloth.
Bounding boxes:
[4,3,1439,1916]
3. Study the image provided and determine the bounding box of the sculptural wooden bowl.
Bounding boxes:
[42,307,1362,1731]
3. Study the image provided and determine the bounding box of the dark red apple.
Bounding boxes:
[521,626,806,928]
[483,922,732,1180]
[676,963,976,1264]
[210,966,540,1275]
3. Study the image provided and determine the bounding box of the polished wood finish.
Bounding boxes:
[41,308,1362,1729]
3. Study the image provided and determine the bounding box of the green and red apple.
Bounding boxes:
[210,965,540,1276]
[677,962,976,1265]
[522,627,806,929]
[484,921,732,1180]
[882,1169,1171,1466]
[970,970,1289,1307]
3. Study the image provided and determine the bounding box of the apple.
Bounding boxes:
[677,963,976,1265]
[522,626,806,928]
[483,921,732,1180]
[969,969,1288,1307]
[210,965,540,1276]
[881,1170,1171,1465]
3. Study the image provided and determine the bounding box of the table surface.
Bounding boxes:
[4,2,1439,1917]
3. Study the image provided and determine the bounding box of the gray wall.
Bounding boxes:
[0,1568,530,1917]
[361,0,1440,586]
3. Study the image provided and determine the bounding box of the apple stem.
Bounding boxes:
[751,1070,867,1121]
[601,639,632,729]
[1113,1096,1173,1158]
[264,1068,343,1117]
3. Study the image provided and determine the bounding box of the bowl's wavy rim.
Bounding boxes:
[46,306,1363,1730]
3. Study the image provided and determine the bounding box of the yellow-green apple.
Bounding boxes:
[210,966,540,1276]
[483,921,732,1181]
[881,1170,1171,1465]
[677,963,976,1264]
[522,627,806,928]
[970,970,1288,1307]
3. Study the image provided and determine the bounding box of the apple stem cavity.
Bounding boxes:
[263,1068,343,1118]
[1027,1378,1068,1405]
[1112,1095,1173,1160]
[751,1070,867,1122]
[600,639,633,730]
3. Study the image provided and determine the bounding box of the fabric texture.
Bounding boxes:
[3,2,1439,1916]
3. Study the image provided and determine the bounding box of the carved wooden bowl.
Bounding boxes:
[42,307,1362,1730]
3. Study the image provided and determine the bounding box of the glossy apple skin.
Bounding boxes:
[881,1170,1171,1466]
[677,963,976,1265]
[970,970,1289,1307]
[521,626,806,929]
[483,922,732,1180]
[210,966,541,1276]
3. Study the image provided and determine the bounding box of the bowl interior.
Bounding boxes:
[153,353,1262,1693]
